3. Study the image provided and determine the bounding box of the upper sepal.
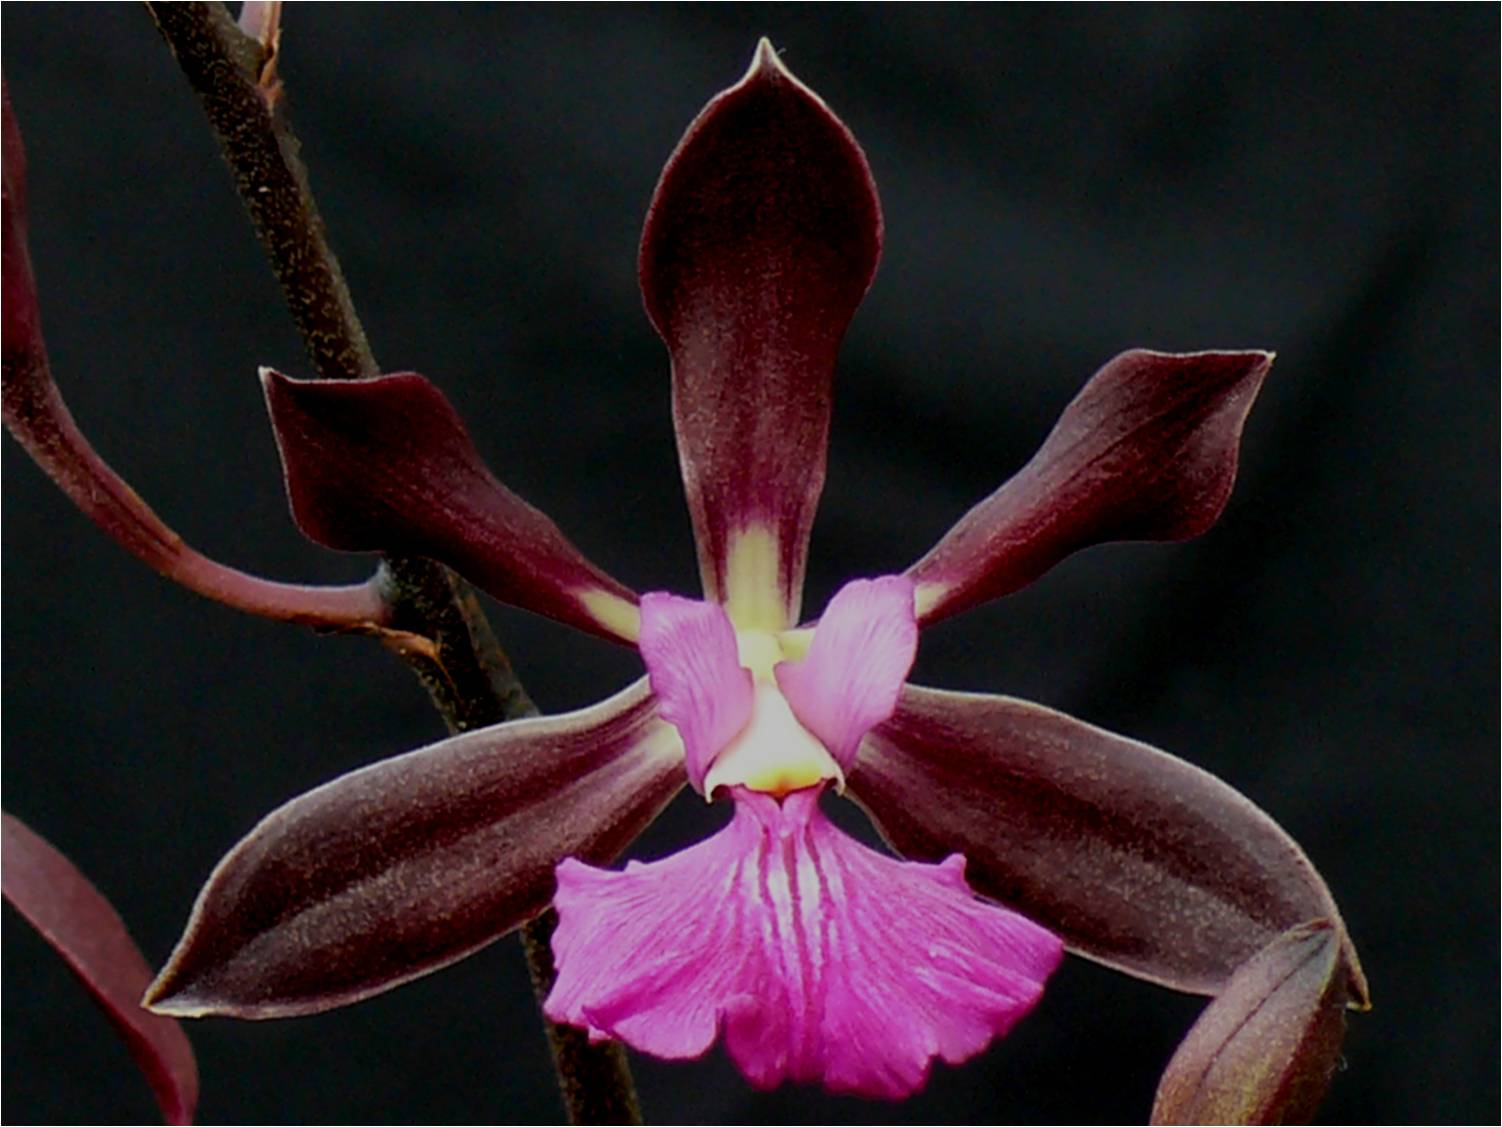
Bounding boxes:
[262,368,641,643]
[1152,919,1357,1125]
[3,813,199,1125]
[146,681,684,1019]
[908,349,1272,625]
[850,686,1367,1002]
[641,40,882,630]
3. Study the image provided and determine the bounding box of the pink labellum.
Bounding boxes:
[776,575,918,771]
[638,593,754,791]
[640,39,882,627]
[3,813,199,1125]
[907,349,1272,626]
[546,787,1061,1099]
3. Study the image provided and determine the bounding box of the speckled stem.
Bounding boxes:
[146,4,640,1121]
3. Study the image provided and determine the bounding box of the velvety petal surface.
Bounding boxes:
[640,40,882,631]
[1153,919,1354,1126]
[3,813,199,1125]
[776,576,918,771]
[262,368,641,643]
[850,686,1367,1002]
[146,680,684,1019]
[639,593,754,791]
[907,349,1272,626]
[546,787,1061,1099]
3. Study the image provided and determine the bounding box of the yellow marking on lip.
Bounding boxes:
[703,682,842,800]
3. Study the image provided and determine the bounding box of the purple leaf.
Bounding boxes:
[262,368,642,644]
[640,39,882,630]
[146,680,683,1018]
[1152,919,1357,1125]
[907,349,1272,626]
[850,686,1368,1002]
[3,813,199,1125]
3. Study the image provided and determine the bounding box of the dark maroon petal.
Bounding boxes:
[907,349,1272,626]
[1152,919,1357,1125]
[262,368,641,644]
[145,680,684,1018]
[2,86,387,629]
[849,686,1368,1002]
[3,813,199,1125]
[640,39,882,630]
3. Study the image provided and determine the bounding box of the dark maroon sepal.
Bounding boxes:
[3,813,199,1125]
[640,39,882,625]
[1152,919,1358,1125]
[851,686,1367,1002]
[262,368,641,643]
[145,682,683,1018]
[907,349,1272,625]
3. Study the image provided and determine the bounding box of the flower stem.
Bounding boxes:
[145,4,641,1121]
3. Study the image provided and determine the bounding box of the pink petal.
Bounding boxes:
[3,813,199,1125]
[640,40,882,629]
[546,788,1061,1099]
[262,368,641,643]
[146,680,684,1019]
[906,349,1272,626]
[775,576,918,771]
[638,593,754,792]
[850,686,1367,1005]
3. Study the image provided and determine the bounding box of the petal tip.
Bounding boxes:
[140,958,206,1018]
[748,37,784,77]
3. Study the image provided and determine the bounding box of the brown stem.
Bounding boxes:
[145,4,640,1122]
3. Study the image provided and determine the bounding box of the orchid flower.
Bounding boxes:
[144,41,1365,1105]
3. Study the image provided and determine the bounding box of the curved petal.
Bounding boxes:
[3,813,199,1125]
[145,679,684,1019]
[638,593,754,791]
[640,39,882,631]
[907,350,1272,626]
[1152,919,1355,1125]
[262,368,641,644]
[776,575,918,771]
[848,686,1367,1003]
[546,788,1059,1099]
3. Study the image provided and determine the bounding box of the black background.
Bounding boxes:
[3,6,1497,1124]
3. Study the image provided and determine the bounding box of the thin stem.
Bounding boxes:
[146,4,640,1122]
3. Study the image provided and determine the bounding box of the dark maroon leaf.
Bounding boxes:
[907,349,1272,626]
[1152,919,1357,1125]
[262,368,642,644]
[146,680,684,1018]
[3,813,199,1125]
[850,686,1368,1002]
[1,86,387,628]
[640,38,882,630]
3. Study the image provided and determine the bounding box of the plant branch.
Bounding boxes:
[145,4,640,1121]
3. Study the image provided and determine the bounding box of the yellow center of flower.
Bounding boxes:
[704,626,841,798]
